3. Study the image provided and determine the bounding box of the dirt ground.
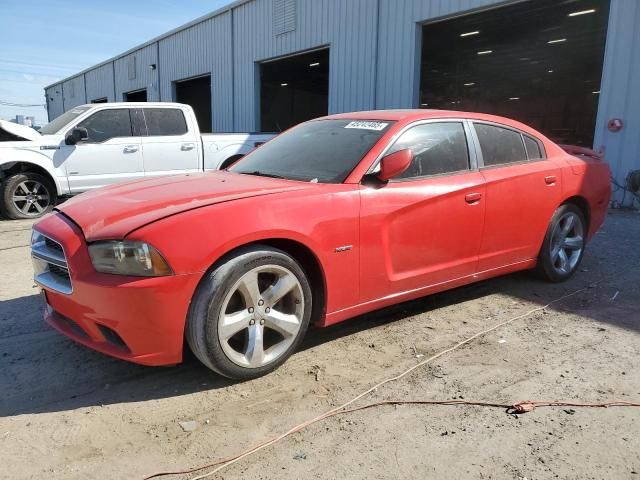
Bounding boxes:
[1,210,639,480]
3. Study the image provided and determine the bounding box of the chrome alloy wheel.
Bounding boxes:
[217,265,304,368]
[11,180,51,216]
[549,211,584,275]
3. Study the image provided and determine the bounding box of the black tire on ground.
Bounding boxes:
[536,203,587,283]
[186,245,313,380]
[0,172,57,220]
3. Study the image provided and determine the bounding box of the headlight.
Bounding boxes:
[88,241,173,277]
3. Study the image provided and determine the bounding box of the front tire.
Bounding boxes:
[537,204,587,282]
[0,172,57,219]
[186,245,312,380]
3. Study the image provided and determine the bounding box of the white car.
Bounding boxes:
[0,102,275,219]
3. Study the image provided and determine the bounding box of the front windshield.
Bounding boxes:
[39,106,91,135]
[229,119,394,183]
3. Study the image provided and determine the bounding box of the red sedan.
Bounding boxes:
[31,110,610,379]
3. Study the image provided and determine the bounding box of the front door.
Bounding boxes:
[62,108,144,193]
[359,121,486,303]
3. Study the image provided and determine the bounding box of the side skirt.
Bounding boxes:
[319,258,537,327]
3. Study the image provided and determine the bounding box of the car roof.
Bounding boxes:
[322,109,541,136]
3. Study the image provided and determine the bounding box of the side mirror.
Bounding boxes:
[377,148,413,182]
[65,127,89,145]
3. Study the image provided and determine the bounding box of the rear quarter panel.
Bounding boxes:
[559,151,611,240]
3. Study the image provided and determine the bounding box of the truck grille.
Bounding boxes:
[31,232,73,294]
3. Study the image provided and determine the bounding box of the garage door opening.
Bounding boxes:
[174,75,212,133]
[91,97,108,103]
[124,89,147,102]
[260,48,329,132]
[419,0,610,146]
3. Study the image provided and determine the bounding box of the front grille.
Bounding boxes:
[55,312,89,339]
[97,324,130,352]
[49,264,71,280]
[45,237,63,254]
[32,232,73,294]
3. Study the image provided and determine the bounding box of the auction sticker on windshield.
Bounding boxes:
[344,121,389,131]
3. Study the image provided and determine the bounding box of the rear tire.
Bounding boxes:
[536,204,586,282]
[0,172,57,220]
[186,245,312,380]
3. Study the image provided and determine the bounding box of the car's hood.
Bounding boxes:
[57,171,312,241]
[0,119,41,141]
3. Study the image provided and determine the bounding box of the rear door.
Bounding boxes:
[359,120,486,303]
[62,107,144,192]
[140,107,201,176]
[472,122,561,272]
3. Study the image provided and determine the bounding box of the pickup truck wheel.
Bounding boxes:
[536,204,586,282]
[186,245,312,380]
[0,172,57,220]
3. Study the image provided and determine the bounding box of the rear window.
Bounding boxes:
[144,108,188,136]
[524,135,544,160]
[474,123,527,166]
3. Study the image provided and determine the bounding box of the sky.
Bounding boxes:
[0,0,230,125]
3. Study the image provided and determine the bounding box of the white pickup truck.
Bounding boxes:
[0,102,275,219]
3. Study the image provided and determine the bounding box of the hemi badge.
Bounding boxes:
[334,245,352,253]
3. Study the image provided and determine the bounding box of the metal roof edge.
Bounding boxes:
[44,0,253,90]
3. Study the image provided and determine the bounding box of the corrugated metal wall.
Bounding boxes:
[45,84,64,120]
[85,62,115,102]
[44,0,640,194]
[232,0,378,131]
[114,43,159,102]
[61,75,86,109]
[594,0,640,204]
[158,13,234,132]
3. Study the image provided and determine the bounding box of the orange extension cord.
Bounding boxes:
[143,281,640,480]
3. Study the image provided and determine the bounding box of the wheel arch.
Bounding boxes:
[1,161,62,195]
[561,195,591,236]
[195,237,328,327]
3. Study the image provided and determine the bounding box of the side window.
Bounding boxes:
[523,135,544,160]
[474,123,527,166]
[76,109,132,143]
[387,122,470,179]
[144,108,188,136]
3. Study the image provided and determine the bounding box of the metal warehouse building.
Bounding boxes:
[45,0,640,204]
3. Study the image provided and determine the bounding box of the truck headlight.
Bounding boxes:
[88,241,173,277]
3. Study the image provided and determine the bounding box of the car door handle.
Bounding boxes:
[465,192,482,204]
[123,145,139,153]
[545,175,557,185]
[181,143,195,151]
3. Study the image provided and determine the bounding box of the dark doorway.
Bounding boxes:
[260,48,329,132]
[419,0,610,146]
[174,75,212,133]
[124,89,147,102]
[91,97,108,103]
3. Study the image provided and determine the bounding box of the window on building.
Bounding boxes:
[77,109,132,143]
[144,108,188,136]
[387,122,470,179]
[474,123,527,166]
